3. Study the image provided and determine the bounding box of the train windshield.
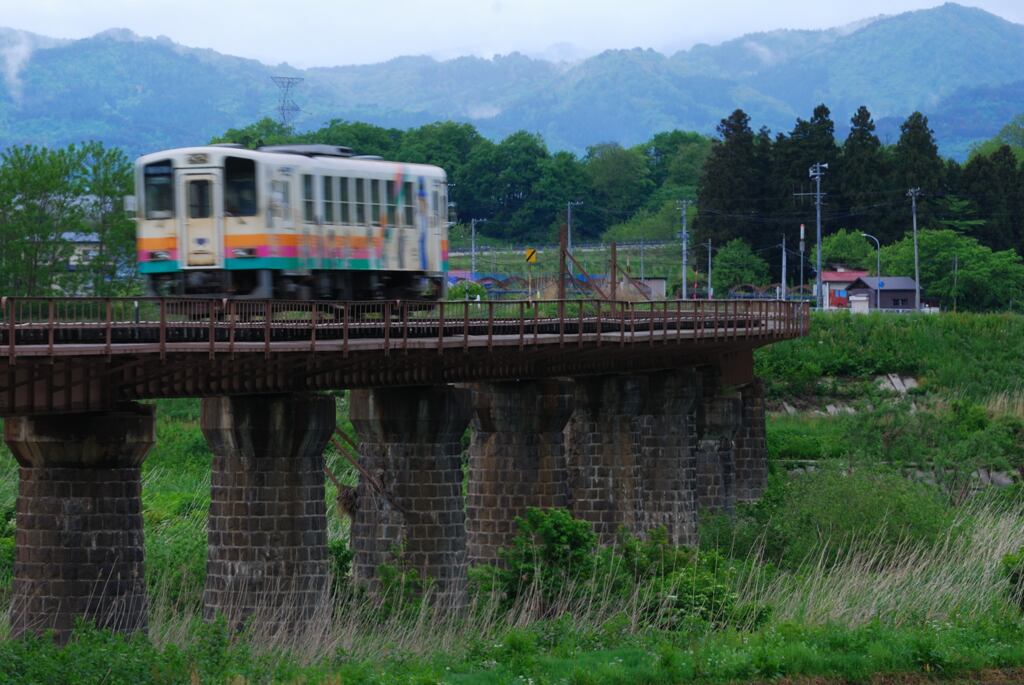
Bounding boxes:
[143,161,174,219]
[224,156,257,217]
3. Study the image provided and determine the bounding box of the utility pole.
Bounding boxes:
[678,200,690,299]
[908,187,922,310]
[862,233,881,310]
[706,240,713,300]
[781,234,787,301]
[640,238,645,280]
[808,163,828,309]
[799,223,805,294]
[566,201,582,275]
[470,218,486,278]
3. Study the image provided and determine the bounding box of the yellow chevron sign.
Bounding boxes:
[525,248,537,264]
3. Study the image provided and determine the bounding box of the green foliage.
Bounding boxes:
[755,311,1024,400]
[839,400,1024,473]
[711,238,770,293]
[209,117,295,149]
[1002,546,1024,612]
[767,414,847,462]
[0,141,137,297]
[328,538,353,597]
[377,559,428,618]
[822,228,874,271]
[646,550,761,631]
[703,467,956,569]
[0,535,12,589]
[880,229,1024,311]
[478,508,597,607]
[971,114,1024,163]
[447,280,488,300]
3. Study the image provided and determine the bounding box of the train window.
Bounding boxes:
[386,180,397,227]
[370,179,381,226]
[323,177,334,223]
[431,189,439,227]
[404,181,414,226]
[188,180,212,219]
[302,174,315,223]
[143,160,174,219]
[224,157,256,217]
[355,179,366,224]
[270,179,290,224]
[339,177,350,224]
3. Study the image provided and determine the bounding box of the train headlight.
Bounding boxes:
[232,248,256,258]
[149,250,170,260]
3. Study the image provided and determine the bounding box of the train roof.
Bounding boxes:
[135,145,447,178]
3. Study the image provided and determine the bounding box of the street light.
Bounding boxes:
[861,233,881,310]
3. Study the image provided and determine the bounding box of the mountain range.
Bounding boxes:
[0,2,1021,159]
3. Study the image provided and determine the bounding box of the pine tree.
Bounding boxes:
[694,110,761,248]
[840,106,891,238]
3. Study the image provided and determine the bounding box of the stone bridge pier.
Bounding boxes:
[349,385,472,608]
[200,393,334,631]
[466,380,575,565]
[565,370,700,546]
[4,404,155,643]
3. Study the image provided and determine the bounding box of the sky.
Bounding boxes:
[2,0,1022,67]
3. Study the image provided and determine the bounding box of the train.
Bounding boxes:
[132,144,449,300]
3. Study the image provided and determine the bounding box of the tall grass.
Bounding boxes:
[743,501,1024,627]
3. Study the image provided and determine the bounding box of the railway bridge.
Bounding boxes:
[0,296,808,641]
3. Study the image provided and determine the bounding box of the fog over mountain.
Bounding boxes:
[0,2,1020,159]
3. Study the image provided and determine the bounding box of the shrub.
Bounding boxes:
[1001,546,1024,612]
[328,538,353,597]
[702,467,956,569]
[0,535,12,589]
[447,280,488,300]
[472,508,597,607]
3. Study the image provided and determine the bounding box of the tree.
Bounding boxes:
[305,119,404,158]
[79,142,137,295]
[958,145,1022,252]
[634,130,711,191]
[522,151,594,241]
[971,114,1024,163]
[821,229,873,272]
[839,106,891,237]
[0,144,88,296]
[210,117,296,148]
[458,131,550,240]
[584,143,654,230]
[711,238,770,293]
[880,229,1024,311]
[695,110,762,248]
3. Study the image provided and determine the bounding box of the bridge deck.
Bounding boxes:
[0,297,808,415]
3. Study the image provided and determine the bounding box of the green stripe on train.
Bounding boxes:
[139,261,180,274]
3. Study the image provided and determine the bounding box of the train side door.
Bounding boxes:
[177,172,223,268]
[267,168,296,269]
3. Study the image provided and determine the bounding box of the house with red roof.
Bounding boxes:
[821,269,868,309]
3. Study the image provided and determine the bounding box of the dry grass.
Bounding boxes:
[984,392,1024,419]
[743,502,1024,626]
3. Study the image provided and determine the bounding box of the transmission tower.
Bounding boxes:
[270,76,303,126]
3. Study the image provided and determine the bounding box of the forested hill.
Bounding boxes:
[0,2,1022,157]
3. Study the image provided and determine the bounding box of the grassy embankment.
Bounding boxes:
[1,311,1024,683]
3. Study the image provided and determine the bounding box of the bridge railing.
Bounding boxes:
[0,297,809,358]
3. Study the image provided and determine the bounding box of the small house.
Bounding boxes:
[821,269,868,309]
[846,276,918,310]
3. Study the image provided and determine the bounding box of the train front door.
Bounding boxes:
[178,172,223,268]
